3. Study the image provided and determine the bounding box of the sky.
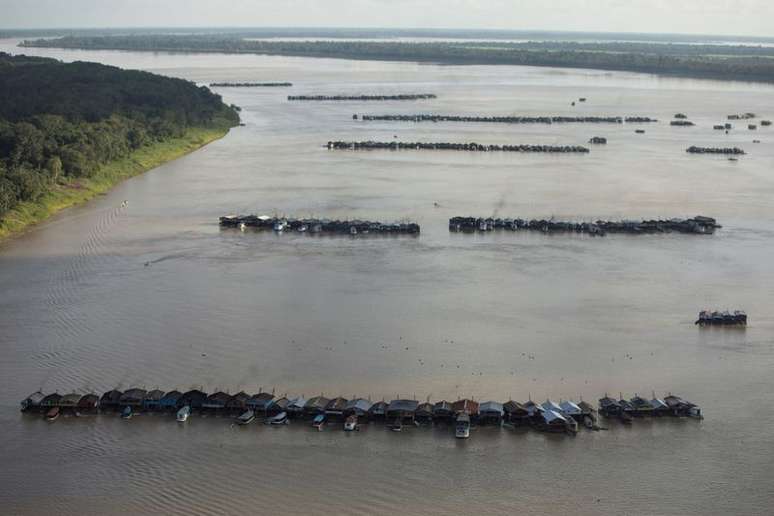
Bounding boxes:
[1,0,773,37]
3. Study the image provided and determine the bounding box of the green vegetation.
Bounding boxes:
[21,35,774,83]
[0,52,239,240]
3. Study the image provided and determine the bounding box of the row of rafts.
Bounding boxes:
[22,392,701,438]
[219,215,723,237]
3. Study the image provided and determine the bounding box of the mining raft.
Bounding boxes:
[220,215,420,235]
[695,310,747,326]
[20,388,702,436]
[448,216,721,236]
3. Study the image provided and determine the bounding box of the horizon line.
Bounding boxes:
[2,26,774,41]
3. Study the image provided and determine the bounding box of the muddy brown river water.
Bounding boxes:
[1,39,773,515]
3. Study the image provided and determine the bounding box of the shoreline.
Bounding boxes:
[0,126,229,243]
[18,40,774,84]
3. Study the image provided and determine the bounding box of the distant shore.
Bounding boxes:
[0,126,228,242]
[20,36,774,83]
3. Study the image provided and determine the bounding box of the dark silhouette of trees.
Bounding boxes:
[0,53,239,218]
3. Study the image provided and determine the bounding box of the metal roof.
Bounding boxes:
[387,399,419,413]
[120,388,147,402]
[144,389,165,401]
[416,402,434,416]
[248,393,275,408]
[204,392,232,405]
[325,397,348,412]
[160,390,182,402]
[560,400,582,415]
[59,393,82,405]
[23,392,45,405]
[650,398,668,410]
[287,396,307,410]
[503,400,526,413]
[77,394,99,407]
[452,399,479,414]
[101,390,123,402]
[305,396,330,410]
[480,401,504,415]
[542,410,567,424]
[344,398,373,413]
[541,400,563,413]
[369,401,387,414]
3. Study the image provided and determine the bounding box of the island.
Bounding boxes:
[0,52,240,240]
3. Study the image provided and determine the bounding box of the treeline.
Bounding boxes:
[0,53,239,218]
[20,36,774,82]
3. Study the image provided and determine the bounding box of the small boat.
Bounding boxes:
[344,415,359,431]
[312,414,326,430]
[268,411,289,425]
[236,409,255,426]
[45,407,59,421]
[176,405,191,422]
[455,413,471,439]
[121,406,133,420]
[388,418,403,432]
[273,220,287,232]
[635,129,645,134]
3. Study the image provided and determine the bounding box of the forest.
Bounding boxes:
[0,52,239,220]
[21,35,774,83]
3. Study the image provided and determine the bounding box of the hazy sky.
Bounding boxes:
[2,0,773,37]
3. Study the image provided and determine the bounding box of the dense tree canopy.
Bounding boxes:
[0,53,239,218]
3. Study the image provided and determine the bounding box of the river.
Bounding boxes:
[1,39,773,515]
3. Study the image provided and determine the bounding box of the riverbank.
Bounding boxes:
[0,126,229,242]
[21,36,774,83]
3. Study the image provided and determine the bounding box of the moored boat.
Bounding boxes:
[455,412,471,438]
[268,411,289,425]
[312,414,326,430]
[236,409,255,425]
[176,405,191,422]
[121,406,133,420]
[45,407,59,421]
[344,415,359,431]
[388,417,403,432]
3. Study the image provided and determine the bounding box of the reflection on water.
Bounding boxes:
[1,39,773,515]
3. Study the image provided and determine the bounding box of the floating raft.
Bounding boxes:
[20,389,703,436]
[327,141,590,153]
[687,146,745,155]
[357,114,657,124]
[220,215,420,235]
[695,310,747,326]
[210,82,292,87]
[449,216,720,235]
[288,94,436,101]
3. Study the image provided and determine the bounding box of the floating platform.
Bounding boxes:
[327,141,590,153]
[449,216,720,236]
[695,310,747,326]
[20,389,702,436]
[357,114,657,124]
[687,146,745,155]
[220,215,420,235]
[209,82,292,87]
[288,94,436,101]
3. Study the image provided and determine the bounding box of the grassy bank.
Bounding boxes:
[0,126,228,242]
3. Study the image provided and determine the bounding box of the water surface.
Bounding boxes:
[1,39,773,515]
